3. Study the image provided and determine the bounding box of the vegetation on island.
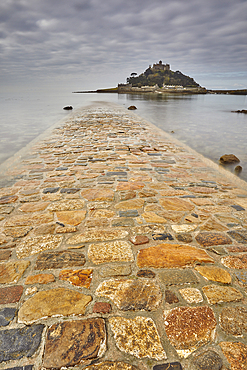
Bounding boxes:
[126,65,200,88]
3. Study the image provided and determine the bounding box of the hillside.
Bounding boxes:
[126,61,200,88]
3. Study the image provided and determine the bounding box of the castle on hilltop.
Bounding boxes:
[151,60,170,71]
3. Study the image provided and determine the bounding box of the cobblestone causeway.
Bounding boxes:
[0,103,246,370]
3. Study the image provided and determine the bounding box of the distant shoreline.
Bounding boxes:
[73,88,247,95]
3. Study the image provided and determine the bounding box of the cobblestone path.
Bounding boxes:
[0,103,247,370]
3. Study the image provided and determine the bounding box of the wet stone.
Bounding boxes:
[153,363,183,370]
[227,229,247,243]
[96,278,162,311]
[93,302,112,314]
[221,254,247,269]
[137,243,214,269]
[165,290,179,304]
[234,270,247,285]
[137,269,156,278]
[202,285,243,304]
[60,187,80,193]
[59,268,93,288]
[220,342,247,370]
[159,269,199,285]
[4,366,33,370]
[193,350,223,370]
[84,361,138,370]
[119,210,139,217]
[25,273,55,285]
[164,306,217,357]
[0,324,44,363]
[35,250,86,270]
[129,235,149,245]
[0,286,23,304]
[231,204,245,211]
[0,261,30,284]
[99,264,132,278]
[18,288,92,324]
[0,307,17,326]
[0,195,18,204]
[112,218,135,227]
[153,233,174,241]
[43,187,60,193]
[195,232,232,247]
[179,288,203,303]
[43,318,106,368]
[109,316,166,360]
[88,241,134,265]
[195,265,232,284]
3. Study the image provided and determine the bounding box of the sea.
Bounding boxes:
[0,87,247,182]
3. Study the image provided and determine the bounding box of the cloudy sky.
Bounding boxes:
[1,0,247,90]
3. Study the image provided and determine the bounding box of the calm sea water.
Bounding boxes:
[0,88,247,181]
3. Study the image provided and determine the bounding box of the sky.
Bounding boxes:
[0,0,247,91]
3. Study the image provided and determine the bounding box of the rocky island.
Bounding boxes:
[97,61,206,94]
[74,61,247,95]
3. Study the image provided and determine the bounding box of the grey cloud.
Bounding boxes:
[0,0,246,89]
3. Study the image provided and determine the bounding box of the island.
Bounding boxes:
[73,61,247,95]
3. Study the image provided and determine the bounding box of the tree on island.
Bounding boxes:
[126,65,200,88]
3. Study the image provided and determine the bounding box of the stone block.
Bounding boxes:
[0,324,44,362]
[34,250,86,270]
[137,243,214,268]
[109,316,166,360]
[164,306,217,357]
[18,288,92,324]
[43,318,106,368]
[96,278,162,311]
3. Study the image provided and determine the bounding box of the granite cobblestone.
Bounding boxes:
[0,103,246,369]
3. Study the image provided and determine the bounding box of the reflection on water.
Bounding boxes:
[0,89,247,181]
[124,93,247,182]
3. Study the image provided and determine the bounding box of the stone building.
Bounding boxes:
[151,60,170,71]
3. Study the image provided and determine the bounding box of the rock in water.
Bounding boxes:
[128,106,137,110]
[235,165,242,174]
[63,105,73,110]
[231,109,247,114]
[219,154,240,164]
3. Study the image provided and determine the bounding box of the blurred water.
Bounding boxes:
[0,88,247,181]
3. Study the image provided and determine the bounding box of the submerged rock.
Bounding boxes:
[128,105,137,110]
[235,165,242,174]
[63,105,73,110]
[219,154,240,164]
